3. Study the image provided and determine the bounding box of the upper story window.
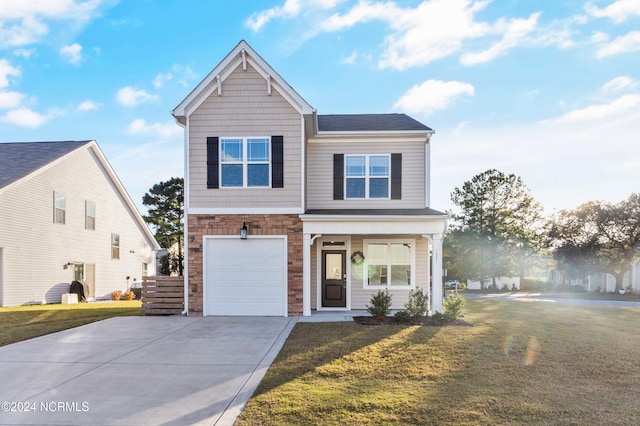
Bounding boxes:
[220,137,270,187]
[53,192,66,224]
[207,136,283,189]
[85,200,96,230]
[345,155,390,199]
[111,233,120,260]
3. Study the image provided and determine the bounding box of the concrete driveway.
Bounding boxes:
[0,316,296,425]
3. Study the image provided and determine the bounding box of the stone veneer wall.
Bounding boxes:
[187,214,303,316]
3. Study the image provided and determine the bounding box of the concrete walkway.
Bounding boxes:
[0,316,296,426]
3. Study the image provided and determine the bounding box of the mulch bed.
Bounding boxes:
[353,316,472,326]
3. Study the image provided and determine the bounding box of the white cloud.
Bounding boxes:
[590,31,610,43]
[1,107,50,128]
[246,0,342,31]
[13,47,35,58]
[0,59,20,88]
[595,31,640,58]
[77,99,101,111]
[461,13,540,65]
[393,79,474,115]
[59,42,82,64]
[0,0,114,48]
[116,86,159,107]
[0,91,24,109]
[153,72,172,89]
[586,0,640,23]
[542,94,640,124]
[602,76,639,93]
[127,118,182,139]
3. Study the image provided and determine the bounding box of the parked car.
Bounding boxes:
[445,280,460,288]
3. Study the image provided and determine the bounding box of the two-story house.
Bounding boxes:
[172,41,447,317]
[0,140,159,306]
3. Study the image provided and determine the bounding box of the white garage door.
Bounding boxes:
[204,236,287,316]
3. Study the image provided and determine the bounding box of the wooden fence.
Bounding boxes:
[142,276,184,315]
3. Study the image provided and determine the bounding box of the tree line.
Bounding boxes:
[445,169,640,291]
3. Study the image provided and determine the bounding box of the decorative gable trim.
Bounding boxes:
[172,40,314,123]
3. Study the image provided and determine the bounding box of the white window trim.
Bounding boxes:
[363,238,415,289]
[344,154,390,200]
[53,191,66,224]
[220,137,271,188]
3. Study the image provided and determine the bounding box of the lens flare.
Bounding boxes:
[503,335,540,366]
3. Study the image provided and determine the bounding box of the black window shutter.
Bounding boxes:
[271,135,284,188]
[391,153,402,200]
[333,154,344,200]
[206,137,219,189]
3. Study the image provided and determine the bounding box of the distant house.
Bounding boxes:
[172,41,448,317]
[0,140,160,306]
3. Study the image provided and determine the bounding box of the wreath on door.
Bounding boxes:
[350,250,365,266]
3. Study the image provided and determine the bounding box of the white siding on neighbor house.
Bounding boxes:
[188,64,303,210]
[311,235,429,310]
[306,137,427,210]
[0,146,156,306]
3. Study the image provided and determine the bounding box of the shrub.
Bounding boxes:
[111,291,122,301]
[405,288,428,317]
[394,310,412,323]
[123,290,135,301]
[443,292,466,319]
[367,290,392,317]
[431,311,449,324]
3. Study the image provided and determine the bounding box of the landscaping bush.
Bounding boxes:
[366,290,392,317]
[111,291,122,301]
[123,290,136,301]
[443,292,466,319]
[404,288,428,317]
[393,310,412,323]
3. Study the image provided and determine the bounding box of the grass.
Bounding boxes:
[0,301,142,347]
[237,299,640,425]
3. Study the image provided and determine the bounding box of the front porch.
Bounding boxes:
[300,209,448,316]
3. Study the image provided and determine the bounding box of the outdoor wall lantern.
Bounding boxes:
[240,222,248,240]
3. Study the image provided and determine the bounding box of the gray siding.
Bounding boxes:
[188,64,303,209]
[0,146,156,306]
[307,138,427,209]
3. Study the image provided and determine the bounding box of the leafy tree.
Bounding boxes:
[548,193,640,291]
[446,169,544,287]
[142,177,184,276]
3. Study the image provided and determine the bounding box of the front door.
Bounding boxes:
[322,250,346,308]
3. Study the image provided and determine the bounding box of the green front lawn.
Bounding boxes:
[0,301,142,347]
[237,299,640,425]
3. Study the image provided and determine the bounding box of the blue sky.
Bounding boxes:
[0,0,638,215]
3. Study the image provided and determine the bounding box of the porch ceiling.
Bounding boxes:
[300,209,448,235]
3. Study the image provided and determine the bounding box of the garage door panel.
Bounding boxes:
[205,237,287,316]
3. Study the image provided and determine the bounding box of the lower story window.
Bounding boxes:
[364,240,414,288]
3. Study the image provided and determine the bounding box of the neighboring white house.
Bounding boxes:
[0,140,160,306]
[172,41,448,317]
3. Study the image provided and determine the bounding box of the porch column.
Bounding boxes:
[432,233,444,313]
[303,233,311,316]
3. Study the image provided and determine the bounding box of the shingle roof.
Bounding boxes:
[304,208,447,216]
[317,113,432,132]
[0,141,92,189]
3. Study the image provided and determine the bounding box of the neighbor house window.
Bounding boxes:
[345,155,389,199]
[220,137,270,187]
[53,192,66,224]
[364,240,414,288]
[111,233,120,260]
[85,200,96,230]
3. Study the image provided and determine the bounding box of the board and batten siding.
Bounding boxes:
[306,138,427,209]
[310,236,429,311]
[187,64,303,210]
[0,146,155,306]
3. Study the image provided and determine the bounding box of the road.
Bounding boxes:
[457,292,640,308]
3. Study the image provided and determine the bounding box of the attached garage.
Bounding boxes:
[204,236,288,316]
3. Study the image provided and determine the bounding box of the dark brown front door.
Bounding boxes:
[322,250,346,307]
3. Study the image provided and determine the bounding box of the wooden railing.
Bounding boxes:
[141,276,184,315]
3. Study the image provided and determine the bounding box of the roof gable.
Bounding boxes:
[0,141,92,189]
[318,114,433,133]
[172,40,314,123]
[0,140,160,251]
